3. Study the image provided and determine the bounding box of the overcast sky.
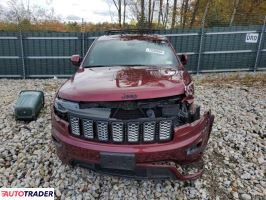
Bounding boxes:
[0,0,117,23]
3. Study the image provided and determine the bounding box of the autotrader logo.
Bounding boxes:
[0,188,54,200]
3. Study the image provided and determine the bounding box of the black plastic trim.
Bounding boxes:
[72,160,177,180]
[67,109,174,144]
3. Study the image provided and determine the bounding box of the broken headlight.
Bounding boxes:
[185,81,194,96]
[181,70,194,96]
[54,97,79,121]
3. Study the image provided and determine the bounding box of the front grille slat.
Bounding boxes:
[96,121,109,141]
[70,116,80,136]
[127,122,140,143]
[143,121,156,142]
[69,115,173,143]
[111,122,124,142]
[159,120,172,140]
[82,119,94,139]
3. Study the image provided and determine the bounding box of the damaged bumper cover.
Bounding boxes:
[52,111,214,181]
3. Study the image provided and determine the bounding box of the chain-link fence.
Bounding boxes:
[0,14,266,78]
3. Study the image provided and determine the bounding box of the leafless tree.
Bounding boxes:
[126,0,151,28]
[202,0,211,26]
[244,0,263,24]
[148,0,152,26]
[180,0,184,26]
[4,0,60,23]
[157,0,163,25]
[182,0,189,28]
[162,0,169,28]
[171,0,177,28]
[0,4,4,21]
[140,0,145,27]
[108,0,130,28]
[127,0,139,22]
[229,0,240,26]
[106,0,115,23]
[6,0,31,22]
[126,0,175,29]
[112,0,122,27]
[150,0,155,25]
[190,0,199,28]
[123,0,127,26]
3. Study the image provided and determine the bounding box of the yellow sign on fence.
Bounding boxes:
[81,26,85,32]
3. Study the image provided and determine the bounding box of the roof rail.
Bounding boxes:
[105,29,159,35]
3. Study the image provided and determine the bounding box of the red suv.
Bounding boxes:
[51,30,214,180]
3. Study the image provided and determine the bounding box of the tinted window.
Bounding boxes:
[83,39,178,67]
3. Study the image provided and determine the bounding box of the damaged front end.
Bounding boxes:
[55,94,202,143]
[53,94,214,180]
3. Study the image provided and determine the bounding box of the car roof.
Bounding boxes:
[97,34,168,42]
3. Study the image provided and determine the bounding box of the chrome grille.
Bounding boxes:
[159,120,172,140]
[82,119,94,139]
[69,115,173,143]
[96,121,109,141]
[70,116,80,136]
[111,122,123,142]
[143,121,156,142]
[127,122,140,142]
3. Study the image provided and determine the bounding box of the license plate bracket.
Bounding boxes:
[100,152,135,171]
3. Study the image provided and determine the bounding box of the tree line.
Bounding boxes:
[113,0,266,28]
[0,0,265,32]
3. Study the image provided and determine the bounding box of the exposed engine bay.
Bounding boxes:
[78,95,201,127]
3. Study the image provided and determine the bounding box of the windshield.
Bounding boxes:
[83,39,178,67]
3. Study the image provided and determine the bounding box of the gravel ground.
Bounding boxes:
[0,72,265,200]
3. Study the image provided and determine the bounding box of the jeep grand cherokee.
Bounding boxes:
[51,30,214,180]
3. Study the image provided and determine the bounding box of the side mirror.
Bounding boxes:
[70,55,82,66]
[178,54,188,65]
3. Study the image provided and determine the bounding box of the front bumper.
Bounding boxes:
[51,111,214,181]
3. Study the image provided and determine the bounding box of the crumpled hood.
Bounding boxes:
[58,66,185,101]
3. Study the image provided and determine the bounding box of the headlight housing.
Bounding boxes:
[54,97,79,121]
[185,81,194,96]
[181,70,194,96]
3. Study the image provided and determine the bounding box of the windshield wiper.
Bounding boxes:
[83,65,108,68]
[122,64,147,66]
[83,64,148,68]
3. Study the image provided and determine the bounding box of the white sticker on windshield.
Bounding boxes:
[166,60,173,65]
[146,48,165,55]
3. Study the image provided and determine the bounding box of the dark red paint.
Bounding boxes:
[58,66,186,102]
[52,33,214,180]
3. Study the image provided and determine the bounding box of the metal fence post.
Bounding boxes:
[81,18,85,57]
[197,0,210,74]
[82,32,85,57]
[197,21,205,74]
[18,25,26,79]
[254,15,266,72]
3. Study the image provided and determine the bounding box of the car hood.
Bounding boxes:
[58,66,185,101]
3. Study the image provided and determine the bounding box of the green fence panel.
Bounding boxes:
[258,29,266,70]
[84,32,102,54]
[258,51,266,69]
[0,32,22,77]
[164,28,200,72]
[22,32,81,76]
[0,25,265,78]
[200,53,256,71]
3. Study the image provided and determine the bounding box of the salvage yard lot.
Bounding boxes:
[0,72,265,200]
